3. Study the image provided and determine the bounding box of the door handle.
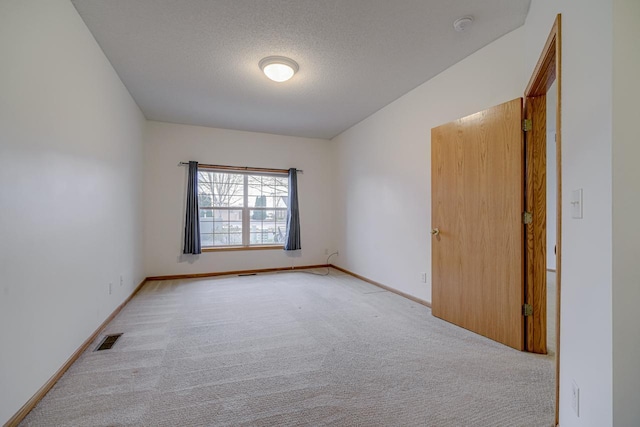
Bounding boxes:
[431,228,440,236]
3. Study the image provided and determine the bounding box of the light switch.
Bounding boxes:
[571,189,583,219]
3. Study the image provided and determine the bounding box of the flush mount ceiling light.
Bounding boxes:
[453,16,474,32]
[259,56,299,82]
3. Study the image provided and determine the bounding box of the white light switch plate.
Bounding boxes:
[571,189,583,219]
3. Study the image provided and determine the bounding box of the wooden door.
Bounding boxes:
[431,98,524,350]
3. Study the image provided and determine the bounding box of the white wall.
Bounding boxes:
[330,28,525,302]
[612,0,640,425]
[144,121,332,277]
[526,1,615,426]
[0,0,146,423]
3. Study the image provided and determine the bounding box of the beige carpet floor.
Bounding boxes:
[21,268,555,426]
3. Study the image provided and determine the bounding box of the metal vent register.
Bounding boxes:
[95,333,123,351]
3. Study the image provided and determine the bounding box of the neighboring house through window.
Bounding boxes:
[197,167,288,248]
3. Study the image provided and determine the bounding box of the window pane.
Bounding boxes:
[275,219,287,243]
[229,221,242,234]
[276,195,288,208]
[198,170,288,247]
[229,233,242,246]
[198,194,213,208]
[213,234,228,246]
[199,208,214,218]
[200,215,214,233]
[247,175,261,195]
[201,209,242,246]
[198,171,244,208]
[201,234,214,247]
[250,232,263,245]
[275,209,287,221]
[229,195,243,207]
[247,174,288,210]
[250,209,286,245]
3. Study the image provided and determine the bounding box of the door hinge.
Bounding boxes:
[523,211,533,224]
[522,119,532,132]
[523,304,533,317]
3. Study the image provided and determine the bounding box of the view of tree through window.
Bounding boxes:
[198,170,288,247]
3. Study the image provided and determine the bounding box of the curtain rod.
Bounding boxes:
[178,162,302,174]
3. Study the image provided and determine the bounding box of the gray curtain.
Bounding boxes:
[183,161,201,254]
[284,168,301,251]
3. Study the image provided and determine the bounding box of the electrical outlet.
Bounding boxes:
[571,380,580,417]
[120,275,123,287]
[108,282,113,295]
[420,272,427,283]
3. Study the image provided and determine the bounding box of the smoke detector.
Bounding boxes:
[453,16,474,32]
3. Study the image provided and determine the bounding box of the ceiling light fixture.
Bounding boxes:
[453,16,474,32]
[259,56,299,82]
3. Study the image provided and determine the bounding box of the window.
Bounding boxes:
[197,168,288,249]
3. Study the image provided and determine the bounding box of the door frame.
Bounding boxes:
[523,14,561,426]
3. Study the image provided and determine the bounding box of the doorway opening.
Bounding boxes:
[523,14,561,426]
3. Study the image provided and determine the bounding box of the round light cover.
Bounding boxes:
[259,56,299,82]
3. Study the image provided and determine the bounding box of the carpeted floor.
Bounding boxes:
[21,268,555,426]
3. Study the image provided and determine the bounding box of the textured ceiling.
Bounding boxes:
[71,0,531,139]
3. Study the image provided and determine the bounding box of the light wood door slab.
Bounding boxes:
[431,98,524,350]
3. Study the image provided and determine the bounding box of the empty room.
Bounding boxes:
[1,1,638,426]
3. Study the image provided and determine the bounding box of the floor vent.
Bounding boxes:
[95,333,123,351]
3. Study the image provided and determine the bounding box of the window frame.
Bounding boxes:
[197,165,288,252]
